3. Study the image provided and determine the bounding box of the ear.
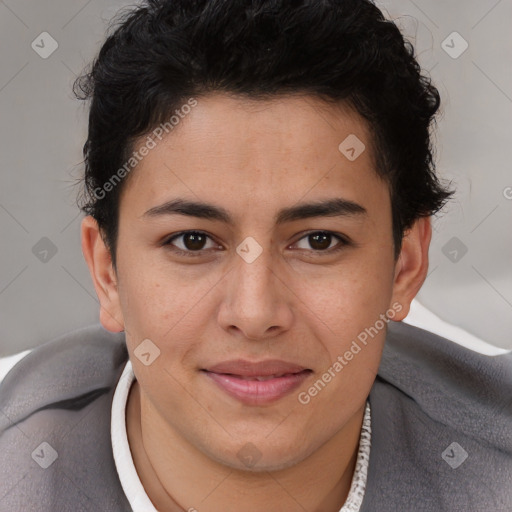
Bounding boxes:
[389,216,431,321]
[81,215,125,332]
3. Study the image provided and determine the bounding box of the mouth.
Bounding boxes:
[219,372,306,381]
[200,369,313,405]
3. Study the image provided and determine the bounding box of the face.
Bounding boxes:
[83,93,429,472]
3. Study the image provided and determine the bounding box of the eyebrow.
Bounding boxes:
[142,197,367,225]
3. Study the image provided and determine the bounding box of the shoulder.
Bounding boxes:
[0,325,132,511]
[0,324,128,433]
[0,349,33,383]
[364,321,512,510]
[383,320,512,404]
[377,320,512,450]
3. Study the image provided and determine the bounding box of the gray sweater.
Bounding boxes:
[0,321,510,511]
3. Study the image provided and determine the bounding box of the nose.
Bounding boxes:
[217,240,294,341]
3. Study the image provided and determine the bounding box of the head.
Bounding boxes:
[78,0,453,472]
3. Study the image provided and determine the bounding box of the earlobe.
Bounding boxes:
[81,216,125,332]
[389,216,432,321]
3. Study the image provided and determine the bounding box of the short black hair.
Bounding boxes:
[74,0,454,270]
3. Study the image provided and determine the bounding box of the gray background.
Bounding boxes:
[0,0,511,354]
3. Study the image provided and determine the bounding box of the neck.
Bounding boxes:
[126,379,364,512]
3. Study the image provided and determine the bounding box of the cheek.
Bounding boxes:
[303,270,391,406]
[116,242,181,325]
[117,257,217,365]
[298,254,393,329]
[121,275,190,340]
[295,253,394,374]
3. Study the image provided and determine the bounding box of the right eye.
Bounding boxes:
[162,230,222,257]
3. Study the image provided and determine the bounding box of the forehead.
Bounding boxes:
[120,93,388,222]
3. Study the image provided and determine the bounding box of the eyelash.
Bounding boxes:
[162,230,351,258]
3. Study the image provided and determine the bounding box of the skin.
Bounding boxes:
[81,93,431,512]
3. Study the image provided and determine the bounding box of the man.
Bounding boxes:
[1,1,511,511]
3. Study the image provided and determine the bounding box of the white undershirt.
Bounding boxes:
[111,358,372,512]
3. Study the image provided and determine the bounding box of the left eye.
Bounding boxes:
[293,231,347,252]
[163,230,348,256]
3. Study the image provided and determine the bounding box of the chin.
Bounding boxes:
[203,435,314,473]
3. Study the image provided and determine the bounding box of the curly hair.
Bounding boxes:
[74,0,454,269]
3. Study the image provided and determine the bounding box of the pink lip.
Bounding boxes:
[202,369,312,405]
[205,358,308,377]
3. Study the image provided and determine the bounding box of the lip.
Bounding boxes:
[202,370,312,405]
[205,358,309,377]
[201,359,312,405]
